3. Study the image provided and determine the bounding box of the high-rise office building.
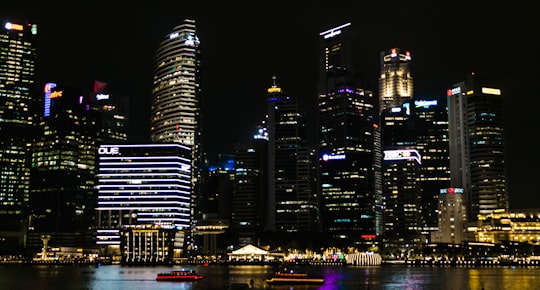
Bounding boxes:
[378,48,413,114]
[409,98,450,235]
[447,72,508,221]
[267,77,320,235]
[0,20,37,253]
[377,47,415,247]
[318,23,376,248]
[233,136,268,246]
[95,143,192,259]
[28,83,100,251]
[380,98,451,248]
[150,19,203,224]
[380,107,423,250]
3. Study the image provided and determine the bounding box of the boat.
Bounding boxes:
[265,269,324,285]
[155,269,205,282]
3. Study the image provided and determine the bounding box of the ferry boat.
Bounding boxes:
[155,269,205,282]
[265,269,324,285]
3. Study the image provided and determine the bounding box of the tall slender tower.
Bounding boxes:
[0,20,37,253]
[376,47,414,236]
[318,23,377,248]
[378,48,413,114]
[447,72,508,221]
[150,19,202,224]
[267,77,320,235]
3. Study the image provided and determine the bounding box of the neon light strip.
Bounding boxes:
[99,167,190,171]
[99,143,191,150]
[97,190,190,194]
[95,207,190,211]
[98,178,189,182]
[100,156,189,160]
[98,184,190,188]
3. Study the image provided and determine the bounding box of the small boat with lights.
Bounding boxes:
[265,269,324,285]
[156,269,205,282]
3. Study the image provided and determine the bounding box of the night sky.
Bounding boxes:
[3,2,537,209]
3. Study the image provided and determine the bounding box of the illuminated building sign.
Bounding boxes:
[405,51,411,60]
[481,87,501,95]
[169,32,179,39]
[96,93,109,100]
[414,100,438,108]
[383,149,421,165]
[4,22,23,31]
[43,82,57,117]
[98,146,120,155]
[267,87,282,93]
[322,154,346,161]
[447,87,461,97]
[50,90,62,99]
[320,22,351,39]
[440,187,464,194]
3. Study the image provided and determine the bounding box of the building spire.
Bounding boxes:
[268,75,282,93]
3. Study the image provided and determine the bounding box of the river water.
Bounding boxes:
[1,263,540,290]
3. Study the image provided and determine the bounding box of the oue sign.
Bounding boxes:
[98,147,120,155]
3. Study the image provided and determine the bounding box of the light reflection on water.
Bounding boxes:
[1,264,540,290]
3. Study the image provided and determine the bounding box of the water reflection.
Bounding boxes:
[2,264,540,290]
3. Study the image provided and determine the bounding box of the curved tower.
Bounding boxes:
[150,19,203,229]
[151,19,201,145]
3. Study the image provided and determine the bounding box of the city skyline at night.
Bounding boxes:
[1,2,535,211]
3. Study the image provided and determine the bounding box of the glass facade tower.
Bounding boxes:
[0,20,37,253]
[318,23,376,248]
[447,72,508,221]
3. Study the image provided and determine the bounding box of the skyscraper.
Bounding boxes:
[233,137,268,246]
[318,23,377,248]
[380,106,423,250]
[267,77,320,235]
[378,48,413,114]
[150,19,203,224]
[408,98,450,235]
[0,20,37,254]
[318,23,356,94]
[447,72,508,221]
[28,83,100,251]
[95,143,192,257]
[377,47,415,245]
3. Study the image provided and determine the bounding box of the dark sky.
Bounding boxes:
[3,2,537,209]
